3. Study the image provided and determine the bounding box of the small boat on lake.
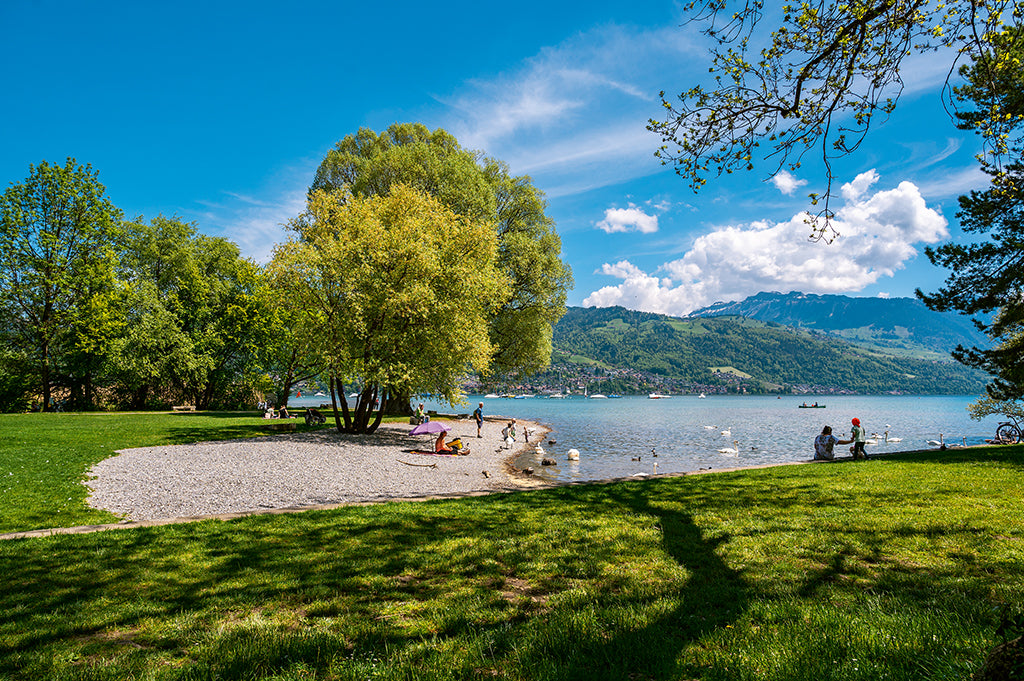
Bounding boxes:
[798,402,826,408]
[589,394,608,399]
[648,393,671,399]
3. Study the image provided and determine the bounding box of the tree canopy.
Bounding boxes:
[269,184,509,433]
[0,158,123,410]
[112,216,274,410]
[917,25,1024,400]
[311,124,573,381]
[0,159,275,412]
[649,0,1022,240]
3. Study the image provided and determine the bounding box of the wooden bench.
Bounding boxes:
[171,405,196,412]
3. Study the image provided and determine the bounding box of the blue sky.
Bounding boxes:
[1,1,988,315]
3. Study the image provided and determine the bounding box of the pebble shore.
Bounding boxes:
[86,417,547,522]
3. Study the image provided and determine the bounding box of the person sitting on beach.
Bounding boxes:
[435,431,462,454]
[413,403,429,425]
[814,425,852,460]
[501,423,515,449]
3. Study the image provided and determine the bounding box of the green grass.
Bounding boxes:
[1,414,1023,679]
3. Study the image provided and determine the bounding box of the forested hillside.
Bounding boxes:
[546,306,989,395]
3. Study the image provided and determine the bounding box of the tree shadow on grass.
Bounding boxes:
[0,482,754,679]
[879,445,1024,469]
[2,467,1013,680]
[484,480,754,680]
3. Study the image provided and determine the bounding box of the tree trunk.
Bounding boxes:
[279,360,296,409]
[132,384,149,410]
[383,386,413,416]
[366,392,387,433]
[41,340,51,412]
[330,373,352,432]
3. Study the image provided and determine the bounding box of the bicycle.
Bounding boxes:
[994,415,1022,444]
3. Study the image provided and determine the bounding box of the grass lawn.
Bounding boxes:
[0,412,332,533]
[1,414,1023,679]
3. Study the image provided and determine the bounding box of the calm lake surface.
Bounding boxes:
[289,393,1003,484]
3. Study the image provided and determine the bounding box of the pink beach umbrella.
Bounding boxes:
[409,421,449,435]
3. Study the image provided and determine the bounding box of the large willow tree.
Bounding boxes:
[310,123,573,415]
[269,185,509,433]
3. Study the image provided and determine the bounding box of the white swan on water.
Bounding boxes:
[721,428,731,437]
[926,433,945,448]
[718,440,739,456]
[884,430,902,443]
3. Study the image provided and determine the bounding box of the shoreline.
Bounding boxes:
[0,416,962,540]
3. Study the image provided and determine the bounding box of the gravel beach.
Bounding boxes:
[86,417,548,522]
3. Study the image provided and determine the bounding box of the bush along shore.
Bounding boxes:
[1,412,1022,679]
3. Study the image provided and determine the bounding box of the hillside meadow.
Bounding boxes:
[1,412,1022,680]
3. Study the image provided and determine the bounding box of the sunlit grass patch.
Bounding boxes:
[1,419,1023,679]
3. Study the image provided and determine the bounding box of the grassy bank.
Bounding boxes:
[1,417,1022,679]
[0,412,330,533]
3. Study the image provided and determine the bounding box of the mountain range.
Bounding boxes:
[688,291,988,360]
[534,293,991,395]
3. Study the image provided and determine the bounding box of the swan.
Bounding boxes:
[926,433,945,448]
[883,430,902,443]
[718,440,739,455]
[703,425,716,430]
[721,428,731,437]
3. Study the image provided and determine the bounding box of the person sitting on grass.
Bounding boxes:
[813,425,852,460]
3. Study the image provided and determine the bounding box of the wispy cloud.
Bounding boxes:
[583,171,949,315]
[913,164,989,200]
[440,24,699,196]
[195,162,317,263]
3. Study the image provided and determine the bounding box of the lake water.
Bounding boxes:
[286,393,1003,484]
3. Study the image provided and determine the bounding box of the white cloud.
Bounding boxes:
[582,171,949,316]
[771,169,808,195]
[596,203,659,234]
[841,169,880,201]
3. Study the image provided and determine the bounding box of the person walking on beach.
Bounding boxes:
[473,402,484,438]
[813,425,852,460]
[850,417,868,460]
